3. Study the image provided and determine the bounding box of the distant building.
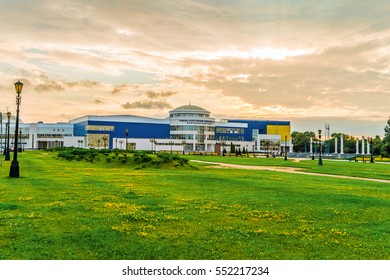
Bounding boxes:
[0,105,292,153]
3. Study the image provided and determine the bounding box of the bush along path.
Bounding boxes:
[55,148,189,168]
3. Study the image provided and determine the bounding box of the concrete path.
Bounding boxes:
[190,160,390,184]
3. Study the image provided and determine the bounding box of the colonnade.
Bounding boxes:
[356,136,370,155]
[310,135,344,154]
[308,135,371,154]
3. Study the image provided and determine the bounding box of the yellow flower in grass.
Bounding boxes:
[17,197,33,201]
[138,231,148,237]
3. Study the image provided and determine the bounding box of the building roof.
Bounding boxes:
[69,114,169,124]
[169,104,210,114]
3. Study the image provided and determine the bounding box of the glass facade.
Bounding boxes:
[216,127,244,134]
[87,125,115,131]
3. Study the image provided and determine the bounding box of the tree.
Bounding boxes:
[385,116,390,138]
[230,142,235,154]
[291,131,315,152]
[373,136,383,156]
[381,117,390,157]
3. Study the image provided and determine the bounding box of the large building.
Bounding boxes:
[1,105,292,153]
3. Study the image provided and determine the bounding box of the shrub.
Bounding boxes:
[134,151,152,164]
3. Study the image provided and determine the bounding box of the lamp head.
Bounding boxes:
[14,80,23,94]
[318,129,322,135]
[7,112,11,119]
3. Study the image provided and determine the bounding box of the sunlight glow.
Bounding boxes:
[149,47,313,61]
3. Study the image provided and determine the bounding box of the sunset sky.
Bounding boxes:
[0,0,389,137]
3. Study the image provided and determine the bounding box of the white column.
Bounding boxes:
[367,139,370,155]
[310,137,313,153]
[340,135,344,154]
[362,136,365,154]
[356,138,359,154]
[335,137,338,154]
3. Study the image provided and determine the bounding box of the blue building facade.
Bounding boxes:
[69,105,291,152]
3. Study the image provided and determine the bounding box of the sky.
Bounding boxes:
[0,0,389,137]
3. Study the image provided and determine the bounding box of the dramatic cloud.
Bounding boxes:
[145,90,177,99]
[0,0,389,136]
[94,99,104,104]
[121,100,172,110]
[34,74,101,93]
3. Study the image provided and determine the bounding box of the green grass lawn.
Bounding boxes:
[184,155,390,180]
[0,151,389,260]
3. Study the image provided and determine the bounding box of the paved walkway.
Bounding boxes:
[190,160,390,184]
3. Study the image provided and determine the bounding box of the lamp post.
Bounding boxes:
[125,129,128,151]
[311,138,315,160]
[181,140,186,155]
[4,122,8,156]
[369,137,375,163]
[102,136,108,149]
[284,135,287,161]
[265,140,270,158]
[18,128,21,152]
[9,80,23,178]
[5,112,11,161]
[78,139,84,148]
[221,140,226,156]
[318,129,323,166]
[150,138,155,153]
[169,141,174,154]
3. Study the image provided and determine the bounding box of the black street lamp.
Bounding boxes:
[284,135,287,161]
[181,140,186,155]
[318,129,323,166]
[369,137,375,163]
[311,140,315,160]
[265,140,270,158]
[18,128,22,152]
[150,138,155,152]
[169,141,174,154]
[220,140,226,156]
[10,80,23,178]
[5,112,11,161]
[125,129,128,151]
[102,136,108,149]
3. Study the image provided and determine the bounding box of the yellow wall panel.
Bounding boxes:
[266,125,291,141]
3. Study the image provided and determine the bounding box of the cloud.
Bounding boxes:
[35,77,65,93]
[94,99,104,104]
[1,0,390,136]
[145,90,177,99]
[34,74,101,93]
[111,84,129,95]
[121,100,172,110]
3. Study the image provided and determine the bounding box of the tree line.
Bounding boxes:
[291,117,390,157]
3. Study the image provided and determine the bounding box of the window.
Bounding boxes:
[252,129,258,141]
[87,125,114,131]
[170,134,194,140]
[216,127,244,134]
